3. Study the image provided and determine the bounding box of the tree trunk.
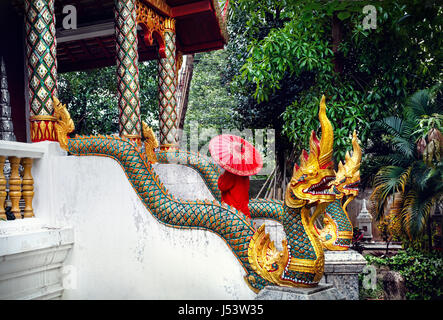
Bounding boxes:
[176,54,195,144]
[332,13,344,74]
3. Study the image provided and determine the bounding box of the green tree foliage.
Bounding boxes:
[184,50,237,130]
[58,61,158,135]
[229,0,442,166]
[365,249,443,300]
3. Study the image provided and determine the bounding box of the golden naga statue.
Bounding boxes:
[54,94,361,289]
[53,97,74,151]
[316,131,362,250]
[248,95,336,288]
[142,121,159,163]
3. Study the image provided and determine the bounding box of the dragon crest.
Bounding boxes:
[53,97,74,151]
[248,95,336,288]
[332,130,361,201]
[285,95,335,208]
[142,121,159,163]
[316,131,362,250]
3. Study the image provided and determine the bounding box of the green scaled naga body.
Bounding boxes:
[315,131,362,250]
[157,116,361,253]
[53,95,336,290]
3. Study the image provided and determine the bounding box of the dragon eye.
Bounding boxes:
[340,178,346,183]
[298,174,307,182]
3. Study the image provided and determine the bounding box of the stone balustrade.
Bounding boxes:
[0,141,45,220]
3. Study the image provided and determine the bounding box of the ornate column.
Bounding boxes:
[8,156,22,219]
[24,0,58,142]
[158,18,178,150]
[115,0,142,145]
[21,158,35,218]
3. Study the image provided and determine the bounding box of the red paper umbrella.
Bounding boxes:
[209,134,263,176]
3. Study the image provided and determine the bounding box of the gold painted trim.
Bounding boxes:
[141,0,172,16]
[30,115,57,121]
[122,134,142,139]
[160,143,178,151]
[53,97,75,151]
[163,17,175,31]
[286,205,325,283]
[142,121,159,163]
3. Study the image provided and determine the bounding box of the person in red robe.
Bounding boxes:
[217,170,251,219]
[209,134,263,223]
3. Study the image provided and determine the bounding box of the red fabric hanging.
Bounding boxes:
[218,170,251,219]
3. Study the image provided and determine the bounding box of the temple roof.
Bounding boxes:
[12,0,228,73]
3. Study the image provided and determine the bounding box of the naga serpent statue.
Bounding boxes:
[314,131,361,250]
[53,95,339,291]
[156,98,362,252]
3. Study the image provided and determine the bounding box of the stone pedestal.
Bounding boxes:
[255,284,345,300]
[321,250,367,300]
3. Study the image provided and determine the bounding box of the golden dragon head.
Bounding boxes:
[53,97,74,151]
[332,130,361,199]
[142,121,159,163]
[285,95,336,208]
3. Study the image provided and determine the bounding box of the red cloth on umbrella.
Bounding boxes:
[209,134,263,176]
[218,171,251,219]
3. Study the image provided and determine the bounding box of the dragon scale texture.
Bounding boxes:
[66,134,324,289]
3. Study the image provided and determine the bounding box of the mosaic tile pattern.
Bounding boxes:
[158,30,178,147]
[24,0,58,141]
[66,134,275,291]
[157,147,322,286]
[324,199,353,248]
[115,0,141,140]
[157,149,222,200]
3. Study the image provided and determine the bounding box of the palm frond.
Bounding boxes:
[370,166,412,219]
[373,166,412,194]
[391,136,416,159]
[371,153,412,167]
[405,89,432,119]
[373,116,403,138]
[402,189,434,239]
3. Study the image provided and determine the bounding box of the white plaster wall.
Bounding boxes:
[42,148,255,299]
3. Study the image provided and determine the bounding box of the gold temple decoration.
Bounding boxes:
[8,156,22,219]
[122,134,142,147]
[142,121,159,163]
[317,131,361,250]
[249,95,334,287]
[29,115,58,142]
[53,97,74,151]
[285,95,335,208]
[21,157,34,218]
[334,130,361,204]
[318,95,334,169]
[136,1,166,43]
[163,17,176,32]
[142,0,172,17]
[247,224,291,287]
[0,156,6,220]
